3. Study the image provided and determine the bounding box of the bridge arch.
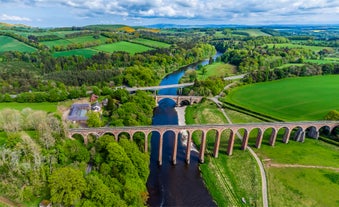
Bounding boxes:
[67,121,339,165]
[305,126,319,139]
[102,132,117,140]
[291,126,305,142]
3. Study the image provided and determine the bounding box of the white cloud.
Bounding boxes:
[0,14,31,21]
[1,0,338,25]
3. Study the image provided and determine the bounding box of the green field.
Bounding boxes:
[266,43,332,52]
[237,29,271,37]
[254,140,339,207]
[41,39,72,48]
[0,102,57,113]
[198,62,236,80]
[66,35,108,44]
[304,57,339,64]
[224,100,339,207]
[130,38,171,48]
[93,41,153,55]
[0,36,37,53]
[41,35,108,48]
[224,75,339,121]
[186,101,262,206]
[53,48,98,58]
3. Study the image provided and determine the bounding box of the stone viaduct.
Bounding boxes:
[68,121,339,165]
[155,95,203,106]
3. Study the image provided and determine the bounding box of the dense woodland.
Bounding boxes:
[0,90,153,206]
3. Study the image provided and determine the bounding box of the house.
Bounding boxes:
[91,102,101,112]
[68,103,90,122]
[90,93,98,102]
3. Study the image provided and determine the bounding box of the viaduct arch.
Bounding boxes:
[68,121,339,165]
[155,95,203,106]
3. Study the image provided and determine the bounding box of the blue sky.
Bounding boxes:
[1,0,338,27]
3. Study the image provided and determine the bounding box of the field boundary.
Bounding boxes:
[266,163,339,172]
[222,101,283,122]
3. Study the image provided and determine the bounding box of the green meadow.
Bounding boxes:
[224,75,339,121]
[186,101,262,207]
[41,35,108,48]
[41,39,72,48]
[237,29,271,37]
[304,57,339,64]
[93,41,153,55]
[265,43,332,52]
[254,140,339,207]
[0,35,37,53]
[53,48,98,58]
[198,62,236,80]
[0,102,57,113]
[130,38,171,48]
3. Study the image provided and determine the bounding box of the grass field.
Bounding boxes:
[53,48,98,58]
[93,41,153,55]
[223,75,339,121]
[41,35,108,48]
[254,140,339,207]
[0,102,57,113]
[41,39,72,48]
[304,57,339,64]
[0,36,37,53]
[237,29,271,37]
[265,43,333,52]
[130,38,171,48]
[197,62,236,80]
[223,103,339,206]
[185,101,262,206]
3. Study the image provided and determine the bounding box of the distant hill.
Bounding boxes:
[0,22,31,28]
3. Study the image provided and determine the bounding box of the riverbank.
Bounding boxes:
[175,106,186,126]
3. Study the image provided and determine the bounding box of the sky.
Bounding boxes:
[0,0,338,27]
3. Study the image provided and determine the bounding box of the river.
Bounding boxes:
[146,53,222,206]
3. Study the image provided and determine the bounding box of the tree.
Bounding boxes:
[84,174,126,206]
[49,167,87,206]
[86,111,103,127]
[324,110,339,120]
[0,109,22,133]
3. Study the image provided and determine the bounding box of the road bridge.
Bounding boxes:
[124,74,246,92]
[125,83,194,92]
[68,121,339,165]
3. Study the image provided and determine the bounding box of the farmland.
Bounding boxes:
[0,35,37,53]
[53,48,98,58]
[41,35,108,48]
[197,62,236,80]
[0,102,57,112]
[253,140,339,207]
[93,41,153,55]
[130,38,171,48]
[236,29,271,37]
[223,75,339,121]
[265,43,333,52]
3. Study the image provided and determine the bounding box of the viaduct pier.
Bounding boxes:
[68,121,339,165]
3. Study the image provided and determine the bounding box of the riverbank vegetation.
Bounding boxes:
[185,100,262,206]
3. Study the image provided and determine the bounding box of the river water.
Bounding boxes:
[146,53,222,206]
